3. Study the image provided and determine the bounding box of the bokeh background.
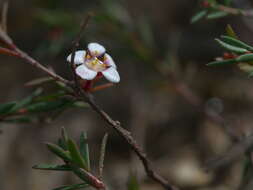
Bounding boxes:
[1,0,253,190]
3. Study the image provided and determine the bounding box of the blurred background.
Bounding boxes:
[1,0,253,189]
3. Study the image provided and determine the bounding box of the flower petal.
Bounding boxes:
[104,53,116,68]
[75,65,97,80]
[102,67,120,83]
[88,43,106,56]
[67,50,86,65]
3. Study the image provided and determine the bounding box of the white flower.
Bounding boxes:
[67,42,120,83]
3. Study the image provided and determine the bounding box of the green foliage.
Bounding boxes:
[0,81,88,124]
[191,10,208,23]
[33,128,95,190]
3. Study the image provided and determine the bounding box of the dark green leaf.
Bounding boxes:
[46,143,72,162]
[53,183,89,190]
[68,139,87,170]
[221,36,253,52]
[80,132,90,170]
[236,53,253,62]
[215,39,248,54]
[207,11,228,19]
[0,102,16,114]
[33,164,71,171]
[10,88,43,112]
[58,138,68,150]
[26,99,72,113]
[207,58,237,66]
[191,10,208,23]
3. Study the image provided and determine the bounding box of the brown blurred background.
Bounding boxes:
[1,0,253,190]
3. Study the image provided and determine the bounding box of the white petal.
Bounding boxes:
[88,42,106,56]
[75,65,97,80]
[67,50,86,65]
[102,67,120,83]
[104,53,116,68]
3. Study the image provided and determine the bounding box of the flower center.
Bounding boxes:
[84,57,107,72]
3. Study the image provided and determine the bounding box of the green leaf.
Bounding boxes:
[207,58,237,66]
[46,143,72,162]
[33,164,71,171]
[207,11,228,19]
[10,88,43,112]
[221,36,253,52]
[25,77,54,87]
[80,132,90,170]
[26,99,73,113]
[226,24,238,39]
[0,102,16,114]
[61,127,69,149]
[69,165,104,189]
[58,138,68,150]
[68,139,87,170]
[215,39,249,54]
[236,53,253,62]
[72,101,89,108]
[191,10,207,23]
[53,183,89,190]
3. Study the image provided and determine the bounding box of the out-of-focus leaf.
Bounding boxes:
[10,88,43,112]
[46,143,72,162]
[238,62,253,73]
[26,99,73,113]
[68,139,87,170]
[226,24,238,39]
[221,36,253,52]
[215,39,248,54]
[207,11,228,19]
[127,175,140,190]
[53,183,89,190]
[236,53,253,62]
[72,101,89,108]
[224,0,232,6]
[3,116,33,123]
[191,10,207,23]
[248,71,253,77]
[35,91,66,102]
[207,58,237,66]
[33,164,71,171]
[36,9,75,30]
[25,77,54,87]
[80,132,90,170]
[0,102,16,114]
[137,16,155,48]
